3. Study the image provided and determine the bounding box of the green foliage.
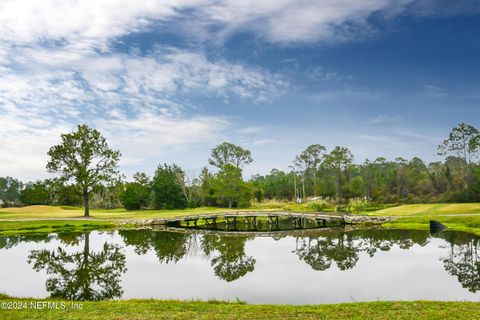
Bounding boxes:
[152,164,187,209]
[307,200,329,212]
[19,181,51,205]
[295,144,326,196]
[250,169,294,200]
[0,176,22,206]
[46,125,121,216]
[54,183,83,206]
[5,123,480,210]
[208,141,252,169]
[120,172,151,210]
[438,122,480,189]
[198,167,216,207]
[121,183,149,210]
[212,164,252,208]
[348,198,371,213]
[253,186,264,203]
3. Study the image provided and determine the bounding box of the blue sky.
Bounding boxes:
[0,0,479,180]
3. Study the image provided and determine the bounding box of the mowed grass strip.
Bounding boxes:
[0,205,269,220]
[372,203,480,216]
[0,220,116,236]
[382,215,480,236]
[0,295,479,320]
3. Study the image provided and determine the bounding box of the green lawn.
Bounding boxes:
[3,203,480,237]
[0,205,266,220]
[0,205,277,235]
[381,215,480,236]
[367,203,480,236]
[371,203,480,216]
[0,220,116,236]
[0,295,478,320]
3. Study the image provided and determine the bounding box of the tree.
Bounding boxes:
[208,142,253,169]
[295,144,326,197]
[395,157,409,198]
[20,180,51,205]
[198,167,216,206]
[250,169,294,200]
[438,123,480,189]
[54,182,83,206]
[323,146,354,199]
[0,176,22,205]
[152,164,187,209]
[120,172,151,210]
[46,125,121,217]
[212,164,252,208]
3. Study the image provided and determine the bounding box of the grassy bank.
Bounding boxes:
[0,295,478,320]
[0,220,116,236]
[371,203,480,216]
[372,203,480,236]
[0,205,261,220]
[382,215,480,236]
[2,203,480,237]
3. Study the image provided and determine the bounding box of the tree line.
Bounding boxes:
[1,123,479,216]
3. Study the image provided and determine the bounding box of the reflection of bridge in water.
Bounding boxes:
[162,225,351,238]
[163,212,346,232]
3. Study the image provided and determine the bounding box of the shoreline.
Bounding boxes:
[0,295,479,319]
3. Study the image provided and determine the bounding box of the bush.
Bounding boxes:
[348,198,371,213]
[307,200,329,212]
[121,182,150,210]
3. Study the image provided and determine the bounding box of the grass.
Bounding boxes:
[1,205,480,318]
[371,203,480,216]
[381,215,480,236]
[368,203,480,236]
[0,220,116,236]
[2,203,480,237]
[0,295,478,320]
[0,205,278,235]
[0,205,268,220]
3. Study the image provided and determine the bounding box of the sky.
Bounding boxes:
[0,0,479,181]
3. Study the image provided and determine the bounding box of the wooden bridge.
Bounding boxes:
[160,211,345,230]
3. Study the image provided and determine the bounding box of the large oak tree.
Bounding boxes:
[46,125,121,217]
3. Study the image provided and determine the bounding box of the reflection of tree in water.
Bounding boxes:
[119,230,195,263]
[0,234,53,250]
[202,235,256,282]
[294,233,359,271]
[120,230,254,282]
[28,232,126,301]
[294,229,430,271]
[440,231,480,293]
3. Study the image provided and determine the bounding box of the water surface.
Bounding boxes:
[0,228,479,304]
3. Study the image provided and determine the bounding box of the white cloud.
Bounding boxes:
[0,44,284,179]
[1,0,473,47]
[367,114,402,124]
[0,0,475,180]
[0,0,206,45]
[423,84,446,98]
[0,105,229,180]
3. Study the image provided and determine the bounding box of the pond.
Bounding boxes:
[0,227,479,304]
